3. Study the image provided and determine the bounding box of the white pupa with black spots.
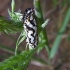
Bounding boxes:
[23,8,38,49]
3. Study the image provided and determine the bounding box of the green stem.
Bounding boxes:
[34,0,50,51]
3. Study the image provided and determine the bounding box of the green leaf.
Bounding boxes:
[34,0,43,19]
[49,7,70,59]
[0,38,46,70]
[0,50,35,70]
[8,0,23,23]
[37,31,46,53]
[0,16,23,34]
[15,31,26,55]
[11,0,15,13]
[8,9,12,17]
[41,19,50,28]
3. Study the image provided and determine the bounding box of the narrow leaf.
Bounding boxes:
[0,50,35,70]
[41,19,50,28]
[49,7,70,59]
[11,0,15,13]
[15,31,26,55]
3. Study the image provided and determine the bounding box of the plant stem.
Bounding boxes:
[34,0,50,51]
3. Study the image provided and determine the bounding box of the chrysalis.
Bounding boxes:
[23,8,38,49]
